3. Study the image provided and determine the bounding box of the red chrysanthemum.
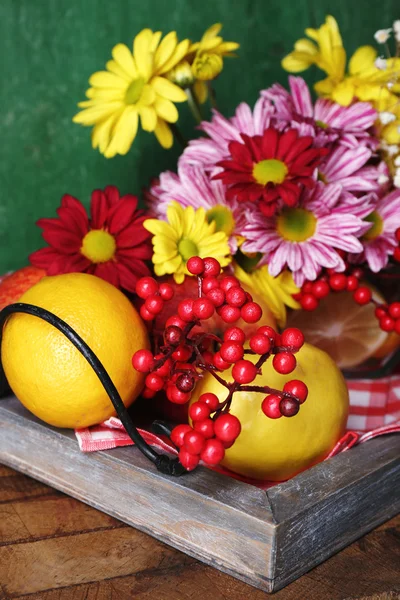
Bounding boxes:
[30,186,152,293]
[214,128,328,217]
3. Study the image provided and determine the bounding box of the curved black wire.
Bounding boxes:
[0,303,185,476]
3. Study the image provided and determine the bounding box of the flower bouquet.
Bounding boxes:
[1,17,400,483]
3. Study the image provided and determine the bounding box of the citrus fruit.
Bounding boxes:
[2,273,149,428]
[287,289,388,369]
[0,267,46,311]
[190,343,349,481]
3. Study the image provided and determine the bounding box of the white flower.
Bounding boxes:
[375,57,388,70]
[374,28,392,43]
[394,171,400,188]
[394,155,400,167]
[387,81,395,89]
[378,174,390,185]
[394,20,400,42]
[379,111,397,124]
[383,143,399,156]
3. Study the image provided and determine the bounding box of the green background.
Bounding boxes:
[0,0,398,272]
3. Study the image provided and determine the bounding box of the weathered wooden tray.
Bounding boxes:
[1,395,399,593]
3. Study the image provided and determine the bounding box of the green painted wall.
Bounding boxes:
[0,0,398,272]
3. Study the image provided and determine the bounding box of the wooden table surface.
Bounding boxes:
[0,464,399,600]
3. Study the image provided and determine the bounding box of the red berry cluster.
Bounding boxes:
[132,256,308,472]
[393,227,400,263]
[375,302,400,334]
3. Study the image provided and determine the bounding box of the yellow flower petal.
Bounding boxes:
[154,97,179,122]
[103,107,138,158]
[137,84,156,106]
[154,31,178,72]
[91,111,122,153]
[111,43,137,78]
[73,102,123,125]
[85,87,125,101]
[150,31,163,53]
[151,77,188,102]
[160,39,191,74]
[349,45,377,76]
[193,80,208,104]
[154,118,174,148]
[89,71,126,89]
[144,219,178,240]
[106,59,133,82]
[133,28,153,80]
[139,105,157,131]
[330,79,356,106]
[201,23,223,42]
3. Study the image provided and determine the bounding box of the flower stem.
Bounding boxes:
[185,87,203,123]
[207,83,218,109]
[170,123,187,149]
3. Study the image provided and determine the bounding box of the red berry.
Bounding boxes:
[225,286,247,308]
[241,302,262,323]
[193,297,215,320]
[280,397,300,417]
[132,349,154,373]
[220,341,244,363]
[213,351,231,371]
[176,373,195,393]
[189,401,211,422]
[172,345,192,362]
[302,282,314,294]
[257,326,276,343]
[165,315,186,329]
[220,304,241,323]
[164,325,183,346]
[140,305,155,321]
[351,268,364,279]
[178,298,194,322]
[200,438,225,466]
[194,419,215,439]
[202,276,219,293]
[249,333,272,354]
[380,316,395,332]
[142,387,157,399]
[153,356,172,378]
[312,280,330,299]
[187,256,204,275]
[179,448,200,471]
[136,276,159,299]
[395,227,400,242]
[353,287,372,305]
[375,306,387,319]
[219,275,240,292]
[232,359,258,384]
[389,302,400,319]
[300,293,319,311]
[206,288,225,307]
[281,327,304,349]
[183,430,206,454]
[283,380,308,403]
[273,352,297,374]
[223,326,246,344]
[261,394,282,419]
[329,273,347,291]
[145,373,164,392]
[159,283,174,301]
[395,319,400,335]
[203,257,221,277]
[214,414,241,443]
[171,424,192,448]
[166,385,191,404]
[346,276,359,292]
[393,247,400,262]
[201,350,214,365]
[199,392,220,412]
[144,295,164,315]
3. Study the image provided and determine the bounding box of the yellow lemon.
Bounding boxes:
[1,273,149,428]
[190,343,349,481]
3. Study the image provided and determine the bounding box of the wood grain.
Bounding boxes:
[0,395,399,594]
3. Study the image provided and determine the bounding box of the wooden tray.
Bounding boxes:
[1,395,399,593]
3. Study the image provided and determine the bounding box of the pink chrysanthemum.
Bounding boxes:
[261,76,378,150]
[144,164,245,253]
[355,189,400,272]
[318,145,381,194]
[240,182,367,286]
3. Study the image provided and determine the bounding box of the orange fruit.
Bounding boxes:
[2,273,149,428]
[287,289,389,369]
[0,267,46,311]
[190,343,349,481]
[372,331,400,359]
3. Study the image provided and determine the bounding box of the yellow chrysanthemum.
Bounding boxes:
[144,202,231,284]
[234,263,300,328]
[282,15,400,108]
[73,29,190,157]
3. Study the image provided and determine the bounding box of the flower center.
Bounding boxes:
[206,206,235,236]
[252,159,288,186]
[315,120,329,129]
[277,208,317,242]
[362,211,384,241]
[178,238,199,261]
[81,230,117,263]
[125,77,145,105]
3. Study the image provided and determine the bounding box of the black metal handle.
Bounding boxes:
[0,302,185,476]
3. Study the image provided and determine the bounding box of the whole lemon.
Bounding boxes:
[190,343,349,481]
[1,273,149,428]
